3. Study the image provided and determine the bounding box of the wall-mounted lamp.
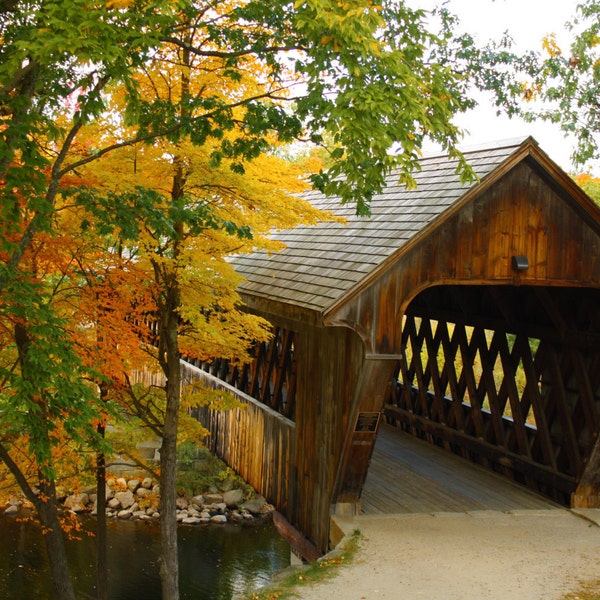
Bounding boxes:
[511,255,529,271]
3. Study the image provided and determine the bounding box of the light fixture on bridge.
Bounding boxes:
[511,255,529,271]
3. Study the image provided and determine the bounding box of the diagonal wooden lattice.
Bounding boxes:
[191,326,298,420]
[385,289,600,505]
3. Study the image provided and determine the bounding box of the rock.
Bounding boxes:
[182,516,201,525]
[136,487,150,498]
[127,479,140,493]
[141,477,153,489]
[204,493,223,504]
[116,477,127,489]
[220,478,235,492]
[115,490,135,509]
[192,495,205,506]
[108,498,121,509]
[4,504,19,515]
[117,509,132,519]
[176,497,189,510]
[64,493,89,513]
[223,489,244,507]
[240,496,266,515]
[210,515,227,524]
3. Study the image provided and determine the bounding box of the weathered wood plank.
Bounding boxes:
[361,424,557,514]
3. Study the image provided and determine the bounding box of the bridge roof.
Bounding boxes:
[232,136,588,317]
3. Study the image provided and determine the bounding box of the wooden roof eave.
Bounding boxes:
[240,290,326,329]
[322,137,600,325]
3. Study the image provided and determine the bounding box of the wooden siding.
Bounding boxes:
[288,323,365,551]
[184,364,295,511]
[327,159,600,355]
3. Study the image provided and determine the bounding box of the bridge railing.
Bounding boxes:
[182,361,295,511]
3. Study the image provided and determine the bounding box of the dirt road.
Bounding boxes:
[293,509,600,600]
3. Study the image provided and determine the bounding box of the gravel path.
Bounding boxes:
[293,509,600,600]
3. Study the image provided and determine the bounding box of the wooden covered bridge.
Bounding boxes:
[188,136,600,557]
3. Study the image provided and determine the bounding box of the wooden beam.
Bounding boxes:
[272,510,322,562]
[572,434,600,508]
[332,357,399,506]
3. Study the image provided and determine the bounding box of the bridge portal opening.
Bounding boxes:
[383,284,600,505]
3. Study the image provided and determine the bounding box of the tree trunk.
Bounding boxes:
[8,322,77,600]
[158,283,182,600]
[96,421,108,600]
[37,478,78,600]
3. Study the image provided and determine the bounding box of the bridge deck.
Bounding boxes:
[361,424,558,514]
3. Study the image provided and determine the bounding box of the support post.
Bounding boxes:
[331,356,399,515]
[572,434,600,508]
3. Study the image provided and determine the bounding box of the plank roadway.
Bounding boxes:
[360,423,557,514]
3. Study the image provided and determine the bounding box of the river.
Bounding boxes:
[0,516,290,599]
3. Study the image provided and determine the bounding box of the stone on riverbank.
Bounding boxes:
[3,473,273,527]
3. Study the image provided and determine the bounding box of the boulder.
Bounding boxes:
[204,493,224,504]
[64,493,89,512]
[210,514,227,524]
[115,490,135,509]
[240,496,266,515]
[127,479,140,493]
[136,487,150,498]
[141,477,153,489]
[223,489,244,508]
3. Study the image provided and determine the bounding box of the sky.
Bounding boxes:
[412,0,587,173]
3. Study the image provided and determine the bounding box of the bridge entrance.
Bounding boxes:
[382,284,600,506]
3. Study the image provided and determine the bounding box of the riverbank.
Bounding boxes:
[2,474,273,526]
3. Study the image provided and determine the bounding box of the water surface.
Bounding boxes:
[0,516,290,599]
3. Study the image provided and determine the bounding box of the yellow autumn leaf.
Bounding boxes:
[542,34,562,58]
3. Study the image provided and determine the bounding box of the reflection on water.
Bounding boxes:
[0,516,290,600]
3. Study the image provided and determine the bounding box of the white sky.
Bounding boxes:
[413,0,588,174]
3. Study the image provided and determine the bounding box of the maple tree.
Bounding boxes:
[574,173,600,205]
[0,0,486,598]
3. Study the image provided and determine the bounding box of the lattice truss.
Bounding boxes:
[385,285,600,504]
[193,326,298,420]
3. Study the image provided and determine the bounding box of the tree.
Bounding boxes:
[456,0,600,168]
[1,1,484,598]
[574,173,600,205]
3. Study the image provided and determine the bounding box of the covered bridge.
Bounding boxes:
[191,136,600,557]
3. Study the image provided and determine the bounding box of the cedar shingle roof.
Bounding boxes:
[233,137,536,314]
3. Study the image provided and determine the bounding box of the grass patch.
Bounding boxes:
[561,580,600,600]
[245,529,362,600]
